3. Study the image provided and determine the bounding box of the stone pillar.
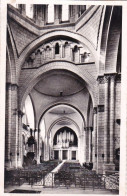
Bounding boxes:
[69,5,75,23]
[109,75,116,170]
[93,107,97,170]
[70,47,73,61]
[5,83,12,168]
[74,5,79,21]
[10,84,18,168]
[104,75,109,164]
[17,110,24,167]
[54,5,61,25]
[52,46,55,59]
[37,129,40,163]
[88,128,91,162]
[18,4,26,16]
[97,105,105,173]
[60,44,63,58]
[85,127,89,163]
[84,128,86,163]
[34,5,46,26]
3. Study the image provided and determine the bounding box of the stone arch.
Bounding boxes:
[6,25,17,84]
[105,6,122,73]
[47,117,81,139]
[16,29,98,81]
[38,103,86,130]
[19,61,97,110]
[99,6,113,75]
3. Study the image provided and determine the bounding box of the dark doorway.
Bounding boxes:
[63,150,68,160]
[54,150,59,160]
[72,151,76,160]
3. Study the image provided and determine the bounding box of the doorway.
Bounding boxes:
[54,150,59,160]
[63,150,68,160]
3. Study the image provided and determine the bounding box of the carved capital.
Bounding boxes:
[116,74,121,83]
[97,76,105,84]
[84,127,93,131]
[6,83,18,91]
[104,75,110,83]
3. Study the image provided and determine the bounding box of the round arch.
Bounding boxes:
[17,29,98,82]
[38,103,86,129]
[19,61,97,110]
[46,116,82,139]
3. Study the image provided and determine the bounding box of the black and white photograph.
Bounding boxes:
[0,1,127,195]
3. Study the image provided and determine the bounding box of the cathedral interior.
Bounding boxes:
[4,3,122,194]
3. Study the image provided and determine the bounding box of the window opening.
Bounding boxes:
[26,4,34,19]
[62,5,69,21]
[48,4,54,23]
[55,43,59,54]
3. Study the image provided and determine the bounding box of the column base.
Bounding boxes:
[103,163,115,174]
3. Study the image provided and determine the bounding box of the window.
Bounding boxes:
[62,5,69,21]
[26,4,34,19]
[48,4,54,23]
[55,43,59,54]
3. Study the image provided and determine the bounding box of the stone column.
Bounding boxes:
[52,46,55,59]
[84,128,86,163]
[54,5,61,25]
[93,107,97,170]
[104,75,109,164]
[89,128,91,162]
[70,47,73,61]
[17,110,24,167]
[37,129,40,163]
[74,5,79,21]
[10,84,18,168]
[60,44,63,58]
[69,5,75,23]
[85,127,89,163]
[18,4,25,15]
[35,5,46,26]
[109,75,116,167]
[5,83,12,168]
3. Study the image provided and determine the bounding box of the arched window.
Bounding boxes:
[62,5,69,21]
[55,43,59,54]
[73,45,79,63]
[45,45,51,59]
[48,4,54,23]
[24,95,35,129]
[26,4,34,19]
[64,42,70,58]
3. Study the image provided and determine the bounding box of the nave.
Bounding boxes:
[5,160,119,194]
